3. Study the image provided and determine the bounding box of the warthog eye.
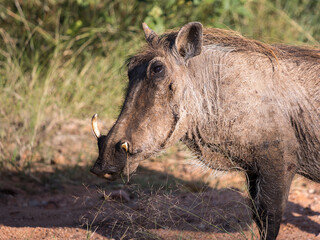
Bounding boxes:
[148,60,165,80]
[150,61,165,78]
[153,65,163,73]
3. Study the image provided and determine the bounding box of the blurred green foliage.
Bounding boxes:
[0,0,319,167]
[1,0,319,65]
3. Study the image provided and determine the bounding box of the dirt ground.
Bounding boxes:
[0,119,320,239]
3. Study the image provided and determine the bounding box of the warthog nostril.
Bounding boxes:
[121,142,129,153]
[90,164,119,176]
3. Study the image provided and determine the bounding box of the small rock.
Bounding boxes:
[44,201,58,209]
[29,200,43,207]
[308,189,315,194]
[108,190,130,202]
[51,154,66,165]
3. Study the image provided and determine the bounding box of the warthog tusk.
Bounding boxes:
[121,142,129,152]
[91,113,101,139]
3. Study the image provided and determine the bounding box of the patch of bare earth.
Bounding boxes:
[0,119,320,239]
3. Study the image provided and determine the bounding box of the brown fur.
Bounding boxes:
[129,27,320,67]
[92,22,320,240]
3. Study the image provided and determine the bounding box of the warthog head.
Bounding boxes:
[90,22,203,180]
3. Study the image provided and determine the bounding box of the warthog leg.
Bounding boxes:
[246,162,296,240]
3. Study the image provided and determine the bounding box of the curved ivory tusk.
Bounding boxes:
[121,142,129,152]
[91,113,101,139]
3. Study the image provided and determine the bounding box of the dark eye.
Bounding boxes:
[149,61,165,79]
[152,64,163,74]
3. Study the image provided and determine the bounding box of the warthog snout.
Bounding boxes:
[90,114,130,180]
[90,142,127,180]
[90,161,122,181]
[90,161,119,178]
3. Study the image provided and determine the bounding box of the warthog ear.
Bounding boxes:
[142,23,158,45]
[175,22,203,61]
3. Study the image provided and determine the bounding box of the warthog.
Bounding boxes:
[90,22,320,239]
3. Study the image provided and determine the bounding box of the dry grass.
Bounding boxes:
[81,175,255,239]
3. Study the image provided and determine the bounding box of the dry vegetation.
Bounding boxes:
[0,0,320,239]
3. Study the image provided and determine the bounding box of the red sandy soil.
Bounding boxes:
[1,165,319,239]
[0,119,319,239]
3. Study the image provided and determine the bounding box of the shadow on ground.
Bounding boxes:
[0,165,319,239]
